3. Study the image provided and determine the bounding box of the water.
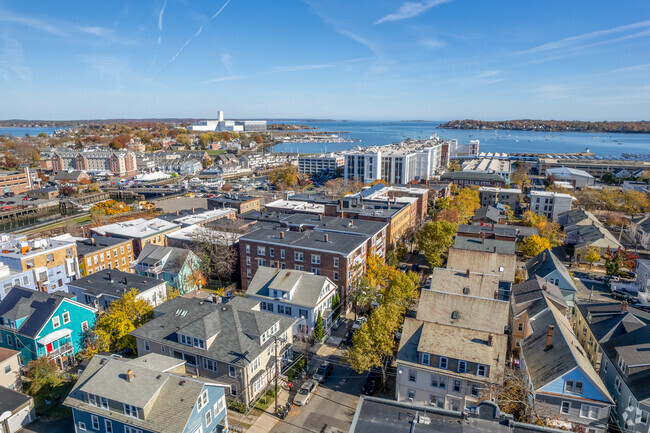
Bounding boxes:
[269,120,650,157]
[0,127,71,137]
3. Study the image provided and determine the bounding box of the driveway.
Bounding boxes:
[22,417,74,433]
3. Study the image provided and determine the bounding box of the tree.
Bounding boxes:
[604,247,638,277]
[584,246,601,269]
[434,208,460,224]
[202,157,213,169]
[510,162,530,189]
[537,221,566,247]
[176,134,191,147]
[92,290,154,353]
[59,185,77,196]
[623,190,650,218]
[448,188,480,223]
[416,220,457,268]
[314,311,323,341]
[521,235,551,257]
[191,226,241,287]
[332,292,341,320]
[268,166,301,190]
[25,357,59,394]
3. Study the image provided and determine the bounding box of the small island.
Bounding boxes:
[268,123,317,130]
[439,119,650,133]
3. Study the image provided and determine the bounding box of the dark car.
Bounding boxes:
[345,330,354,345]
[313,361,334,383]
[362,369,381,395]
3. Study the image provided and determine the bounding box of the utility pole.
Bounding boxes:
[274,336,279,415]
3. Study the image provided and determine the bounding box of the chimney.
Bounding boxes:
[545,325,554,350]
[466,268,471,278]
[493,246,496,253]
[493,290,498,300]
[319,214,322,221]
[276,261,280,269]
[108,271,113,282]
[90,237,95,245]
[280,232,285,239]
[324,234,329,242]
[622,300,628,312]
[481,232,485,244]
[176,210,179,216]
[542,252,547,262]
[124,277,128,284]
[126,369,135,382]
[487,334,493,347]
[192,208,195,213]
[542,284,547,291]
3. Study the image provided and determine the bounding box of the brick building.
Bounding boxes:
[75,236,135,276]
[0,168,34,195]
[208,194,261,214]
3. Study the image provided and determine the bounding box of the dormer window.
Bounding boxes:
[197,390,209,411]
[123,403,138,418]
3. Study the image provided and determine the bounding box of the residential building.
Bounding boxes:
[529,191,574,222]
[572,302,644,372]
[159,207,237,227]
[478,187,522,211]
[471,205,506,224]
[350,396,569,433]
[238,227,369,310]
[26,186,59,200]
[264,199,325,215]
[0,348,22,391]
[0,262,35,300]
[53,170,91,185]
[297,153,345,175]
[546,167,595,188]
[0,234,79,293]
[0,386,35,433]
[51,148,137,176]
[518,302,613,433]
[461,158,512,182]
[75,236,135,276]
[439,171,506,188]
[631,215,650,250]
[344,138,443,184]
[67,269,168,311]
[559,209,622,260]
[130,296,295,407]
[0,168,34,195]
[90,218,180,257]
[619,259,650,304]
[510,276,568,351]
[395,284,509,410]
[208,195,261,214]
[599,326,650,433]
[246,266,338,338]
[132,244,202,295]
[456,224,539,242]
[64,353,229,433]
[353,183,430,222]
[0,287,97,366]
[526,249,577,305]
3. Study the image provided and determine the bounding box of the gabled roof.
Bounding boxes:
[521,302,612,403]
[136,244,193,274]
[0,386,32,414]
[54,170,87,180]
[0,287,88,338]
[512,276,567,316]
[472,206,504,224]
[246,266,335,308]
[429,267,501,299]
[453,236,515,255]
[447,247,517,282]
[440,171,505,182]
[576,302,644,344]
[601,326,650,404]
[130,297,295,367]
[526,249,576,293]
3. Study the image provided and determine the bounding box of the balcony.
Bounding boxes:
[131,262,163,274]
[46,342,73,358]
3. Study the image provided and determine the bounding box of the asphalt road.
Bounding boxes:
[271,352,365,433]
[21,418,74,433]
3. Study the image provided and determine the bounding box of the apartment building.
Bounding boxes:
[0,261,35,300]
[530,190,574,222]
[344,138,443,184]
[51,148,137,176]
[159,207,237,227]
[478,187,522,211]
[439,171,506,188]
[526,249,577,305]
[75,236,134,276]
[0,168,34,195]
[298,153,345,175]
[90,218,180,256]
[461,158,512,182]
[208,195,261,214]
[130,296,294,407]
[546,167,595,188]
[238,227,370,310]
[0,234,79,293]
[133,244,202,295]
[355,183,430,222]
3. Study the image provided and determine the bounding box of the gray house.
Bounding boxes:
[130,296,295,407]
[526,249,577,305]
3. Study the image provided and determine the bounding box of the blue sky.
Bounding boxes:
[0,0,649,120]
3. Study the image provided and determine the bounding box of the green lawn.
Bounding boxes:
[26,379,75,421]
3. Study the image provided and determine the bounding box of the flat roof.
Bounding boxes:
[91,218,179,239]
[265,199,325,214]
[240,227,369,255]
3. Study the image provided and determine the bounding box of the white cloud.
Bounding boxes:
[157,0,167,44]
[0,34,31,86]
[220,53,232,74]
[202,75,241,84]
[375,0,453,25]
[419,38,446,49]
[535,84,571,100]
[0,11,66,36]
[271,64,334,72]
[77,26,114,38]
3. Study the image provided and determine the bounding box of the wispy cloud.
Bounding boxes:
[523,20,650,54]
[0,11,66,36]
[0,34,31,87]
[157,0,167,44]
[534,84,571,100]
[202,75,241,84]
[419,38,446,49]
[375,0,453,25]
[220,53,232,74]
[272,64,334,73]
[77,26,114,38]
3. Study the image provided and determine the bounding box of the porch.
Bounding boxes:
[37,329,74,368]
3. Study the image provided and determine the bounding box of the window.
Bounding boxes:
[124,427,142,433]
[6,335,13,346]
[408,370,416,382]
[4,365,11,374]
[615,376,622,393]
[470,384,480,397]
[641,410,649,424]
[100,397,109,409]
[453,380,461,392]
[477,365,487,377]
[429,395,444,408]
[517,322,523,332]
[231,385,237,395]
[78,422,87,431]
[229,365,236,377]
[269,248,274,258]
[333,257,339,268]
[311,267,321,275]
[88,393,98,406]
[46,253,54,263]
[124,403,139,418]
[257,246,265,256]
[144,340,150,351]
[431,375,445,388]
[560,401,570,415]
[580,405,599,420]
[439,357,448,369]
[407,389,415,400]
[104,419,113,433]
[458,361,467,373]
[280,249,285,259]
[197,390,209,411]
[245,244,251,254]
[603,360,607,373]
[250,356,261,373]
[295,265,303,271]
[422,353,430,365]
[294,252,304,262]
[312,254,321,264]
[333,271,339,281]
[81,321,89,332]
[214,397,226,414]
[205,410,212,426]
[52,316,61,329]
[247,269,252,278]
[246,256,251,265]
[91,415,99,430]
[565,380,584,395]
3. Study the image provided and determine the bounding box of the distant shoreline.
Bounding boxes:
[439,119,650,134]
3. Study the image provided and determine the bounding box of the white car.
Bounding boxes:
[352,317,367,330]
[293,379,318,406]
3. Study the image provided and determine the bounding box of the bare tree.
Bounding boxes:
[189,224,242,289]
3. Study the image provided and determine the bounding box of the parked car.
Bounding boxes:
[352,316,367,330]
[345,330,354,345]
[362,369,381,395]
[313,361,334,383]
[611,290,637,303]
[294,379,318,406]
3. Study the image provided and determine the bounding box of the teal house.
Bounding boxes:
[0,287,97,366]
[65,354,229,433]
[133,244,203,295]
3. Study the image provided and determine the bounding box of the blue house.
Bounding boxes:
[132,244,202,295]
[64,353,229,433]
[520,301,613,433]
[0,287,97,366]
[526,248,577,305]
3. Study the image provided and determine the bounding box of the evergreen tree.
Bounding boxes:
[332,292,341,320]
[314,311,324,341]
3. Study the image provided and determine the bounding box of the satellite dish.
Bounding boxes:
[0,410,12,422]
